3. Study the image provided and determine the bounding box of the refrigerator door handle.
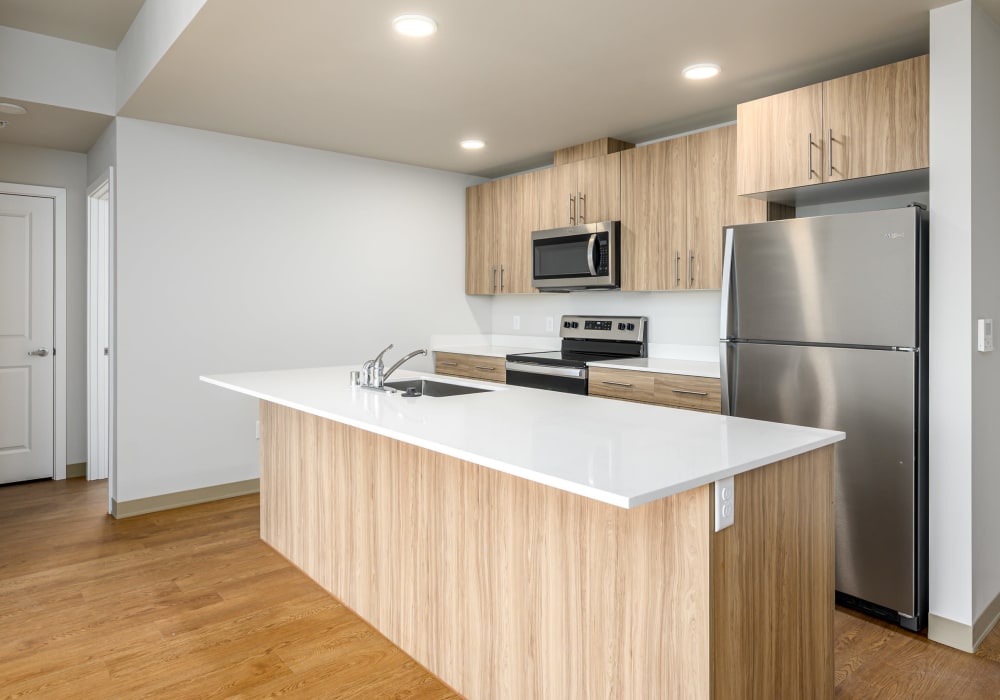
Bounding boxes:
[720,227,735,341]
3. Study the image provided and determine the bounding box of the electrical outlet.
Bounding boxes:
[255,420,261,440]
[513,315,520,331]
[714,476,734,531]
[545,316,554,332]
[978,319,994,352]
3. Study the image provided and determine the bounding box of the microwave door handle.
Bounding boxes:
[586,233,597,276]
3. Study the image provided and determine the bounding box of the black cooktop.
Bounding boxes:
[505,350,631,369]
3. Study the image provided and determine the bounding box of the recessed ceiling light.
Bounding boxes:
[460,138,486,150]
[392,14,437,37]
[683,63,721,80]
[0,102,27,115]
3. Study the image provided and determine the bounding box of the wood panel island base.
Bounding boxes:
[259,400,834,699]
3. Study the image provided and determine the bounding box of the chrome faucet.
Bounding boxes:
[384,348,427,381]
[359,345,427,390]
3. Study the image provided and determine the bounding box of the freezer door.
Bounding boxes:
[726,341,918,616]
[726,207,923,347]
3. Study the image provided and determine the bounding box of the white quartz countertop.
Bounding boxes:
[201,366,843,509]
[433,345,537,358]
[587,357,721,378]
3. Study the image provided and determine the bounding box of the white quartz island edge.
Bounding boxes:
[201,365,844,509]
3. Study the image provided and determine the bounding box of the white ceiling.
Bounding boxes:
[3,0,998,176]
[0,96,111,152]
[0,0,143,49]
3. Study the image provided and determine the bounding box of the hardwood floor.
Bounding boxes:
[1,477,999,698]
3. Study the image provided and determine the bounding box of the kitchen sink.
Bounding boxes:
[384,379,493,398]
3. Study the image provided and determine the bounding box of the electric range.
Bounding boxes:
[505,315,647,395]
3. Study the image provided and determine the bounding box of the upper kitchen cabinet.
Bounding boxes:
[736,55,929,196]
[537,152,622,230]
[621,125,766,291]
[465,172,536,295]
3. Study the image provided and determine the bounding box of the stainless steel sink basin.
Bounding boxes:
[384,378,493,397]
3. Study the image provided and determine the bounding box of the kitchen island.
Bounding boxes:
[202,366,844,699]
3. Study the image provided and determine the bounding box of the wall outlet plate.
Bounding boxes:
[978,318,994,352]
[714,476,734,532]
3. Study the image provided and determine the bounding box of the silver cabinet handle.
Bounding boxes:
[578,192,586,224]
[675,252,680,286]
[438,361,458,366]
[491,266,497,293]
[500,265,505,292]
[474,365,496,372]
[672,389,709,397]
[28,347,49,357]
[689,252,695,287]
[807,132,813,180]
[602,380,633,388]
[569,193,576,225]
[828,128,834,176]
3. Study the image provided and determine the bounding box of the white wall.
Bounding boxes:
[928,0,1000,646]
[0,143,88,465]
[0,26,115,114]
[969,0,1000,629]
[113,118,489,502]
[87,120,117,184]
[491,291,721,350]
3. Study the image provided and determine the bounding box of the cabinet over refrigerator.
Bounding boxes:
[719,206,928,631]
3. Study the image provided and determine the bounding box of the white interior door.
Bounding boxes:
[0,193,55,483]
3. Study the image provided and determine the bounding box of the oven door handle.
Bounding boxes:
[504,361,587,379]
[586,233,597,276]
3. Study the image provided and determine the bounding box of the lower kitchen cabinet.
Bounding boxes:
[434,352,506,383]
[589,366,721,413]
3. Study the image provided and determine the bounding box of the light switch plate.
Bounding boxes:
[714,476,734,532]
[978,319,994,352]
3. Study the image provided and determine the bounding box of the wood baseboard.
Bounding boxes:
[111,478,260,519]
[66,462,87,478]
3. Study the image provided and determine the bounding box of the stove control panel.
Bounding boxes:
[559,315,647,343]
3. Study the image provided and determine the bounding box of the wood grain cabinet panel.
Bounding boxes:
[620,138,687,291]
[737,55,928,196]
[465,183,494,294]
[465,172,537,295]
[824,54,929,182]
[589,366,721,413]
[435,352,506,383]
[537,153,622,230]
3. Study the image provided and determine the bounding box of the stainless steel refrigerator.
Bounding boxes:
[720,206,928,631]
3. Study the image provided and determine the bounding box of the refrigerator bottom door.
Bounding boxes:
[726,341,918,617]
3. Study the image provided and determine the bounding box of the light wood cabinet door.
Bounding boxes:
[736,83,824,195]
[588,367,656,402]
[465,183,495,295]
[576,152,621,224]
[620,138,687,291]
[497,171,536,294]
[824,54,929,182]
[652,373,721,413]
[687,125,767,290]
[435,352,506,383]
[537,161,579,230]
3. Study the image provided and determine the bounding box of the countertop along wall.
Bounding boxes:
[113,117,489,504]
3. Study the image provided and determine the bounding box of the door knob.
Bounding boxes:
[27,347,49,357]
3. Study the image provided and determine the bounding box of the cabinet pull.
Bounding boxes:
[675,252,680,286]
[569,193,576,225]
[807,132,813,180]
[474,365,496,372]
[688,252,695,287]
[439,361,458,366]
[602,380,633,388]
[828,128,834,177]
[579,192,586,224]
[491,266,497,293]
[500,265,505,292]
[671,389,709,397]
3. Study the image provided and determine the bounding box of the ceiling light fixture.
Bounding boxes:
[0,102,27,115]
[682,63,721,80]
[392,14,438,37]
[460,138,486,150]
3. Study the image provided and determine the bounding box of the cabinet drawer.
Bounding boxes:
[434,352,506,383]
[588,367,656,402]
[653,374,721,413]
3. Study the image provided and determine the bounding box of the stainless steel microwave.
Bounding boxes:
[531,221,620,291]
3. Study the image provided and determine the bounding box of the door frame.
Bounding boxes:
[86,168,115,489]
[0,182,67,480]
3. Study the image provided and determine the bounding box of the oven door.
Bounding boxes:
[504,361,588,395]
